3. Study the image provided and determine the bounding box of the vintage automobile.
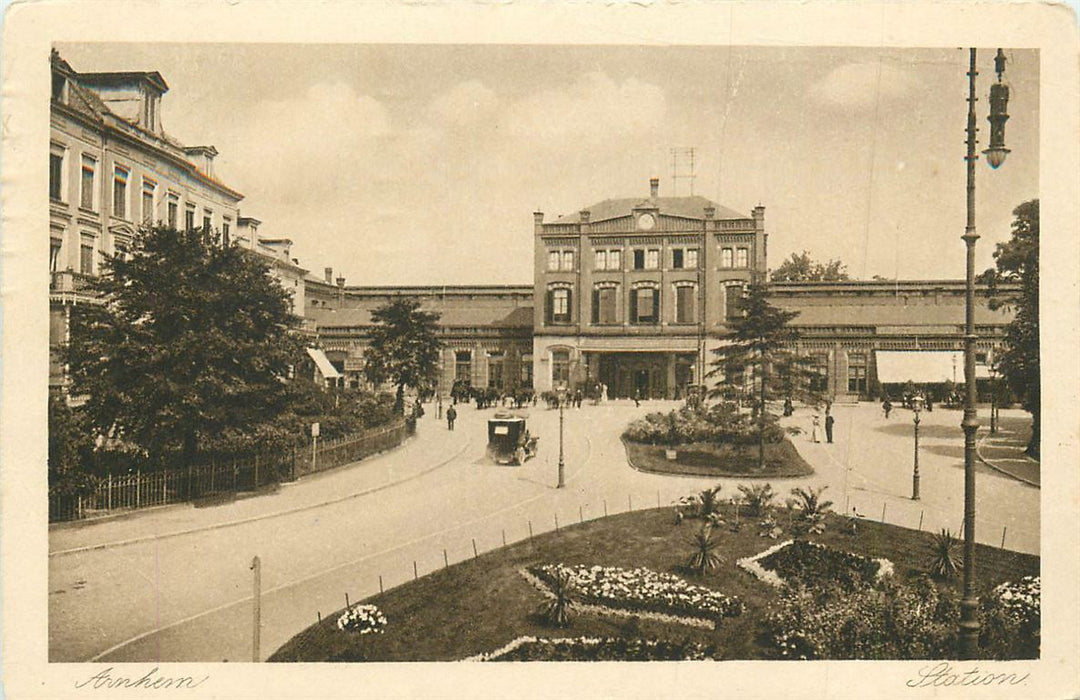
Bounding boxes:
[487,412,539,465]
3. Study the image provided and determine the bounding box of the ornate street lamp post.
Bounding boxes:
[959,47,1011,660]
[912,395,924,500]
[556,385,567,489]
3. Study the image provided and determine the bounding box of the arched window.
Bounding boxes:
[545,284,573,325]
[592,283,618,325]
[630,283,660,324]
[552,349,571,387]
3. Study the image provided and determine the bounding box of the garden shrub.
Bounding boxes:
[623,405,784,447]
[737,483,776,517]
[764,576,960,660]
[979,576,1040,659]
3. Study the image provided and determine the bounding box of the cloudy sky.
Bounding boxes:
[57,44,1039,285]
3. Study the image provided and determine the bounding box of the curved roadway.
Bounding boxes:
[48,401,1038,662]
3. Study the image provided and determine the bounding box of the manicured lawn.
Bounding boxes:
[270,503,1038,662]
[624,438,813,478]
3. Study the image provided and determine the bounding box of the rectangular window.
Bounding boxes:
[736,247,749,268]
[79,243,94,275]
[203,210,213,231]
[141,179,155,224]
[725,285,744,322]
[548,251,560,271]
[633,249,645,270]
[676,286,696,324]
[50,239,62,273]
[185,204,195,231]
[562,251,574,271]
[632,287,659,324]
[848,352,868,394]
[686,248,698,269]
[809,355,829,393]
[609,249,621,270]
[113,167,128,219]
[593,287,617,324]
[223,219,232,245]
[80,155,96,210]
[594,249,607,270]
[646,249,659,270]
[672,249,684,269]
[455,351,472,382]
[551,288,571,323]
[167,194,179,228]
[721,247,733,268]
[552,350,570,387]
[488,353,505,389]
[521,354,533,386]
[49,148,64,201]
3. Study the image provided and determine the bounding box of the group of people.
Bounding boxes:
[809,409,836,444]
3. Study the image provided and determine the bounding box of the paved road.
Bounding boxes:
[49,401,1038,662]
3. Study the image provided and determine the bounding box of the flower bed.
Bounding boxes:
[467,636,721,661]
[528,563,743,624]
[336,604,387,635]
[990,576,1040,625]
[738,540,893,590]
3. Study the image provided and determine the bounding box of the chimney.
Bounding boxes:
[336,276,346,288]
[649,178,659,198]
[533,211,544,234]
[324,267,333,284]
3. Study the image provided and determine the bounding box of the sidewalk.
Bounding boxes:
[48,408,472,556]
[977,414,1040,487]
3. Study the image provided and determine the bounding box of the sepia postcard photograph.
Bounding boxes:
[2,2,1078,699]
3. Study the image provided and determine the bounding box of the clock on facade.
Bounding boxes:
[637,213,656,230]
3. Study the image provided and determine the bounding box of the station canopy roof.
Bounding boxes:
[875,351,992,384]
[306,347,342,379]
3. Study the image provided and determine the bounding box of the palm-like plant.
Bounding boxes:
[686,524,723,576]
[929,529,962,580]
[538,568,577,628]
[698,485,723,520]
[737,483,776,517]
[789,485,833,535]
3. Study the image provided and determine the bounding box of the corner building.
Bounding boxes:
[533,178,766,398]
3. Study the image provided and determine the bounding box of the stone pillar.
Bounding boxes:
[473,343,489,389]
[665,353,677,400]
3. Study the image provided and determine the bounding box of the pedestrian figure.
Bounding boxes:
[811,414,821,443]
[883,398,893,420]
[436,393,443,420]
[601,383,608,403]
[825,412,835,444]
[634,388,641,407]
[783,397,794,417]
[446,405,457,431]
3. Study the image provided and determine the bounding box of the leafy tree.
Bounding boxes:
[708,283,821,469]
[47,392,96,497]
[64,225,302,468]
[980,200,1039,457]
[771,251,851,282]
[362,299,442,414]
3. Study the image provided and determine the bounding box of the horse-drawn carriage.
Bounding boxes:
[487,412,539,465]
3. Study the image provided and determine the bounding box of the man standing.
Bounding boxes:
[883,398,893,419]
[825,411,835,444]
[446,404,457,431]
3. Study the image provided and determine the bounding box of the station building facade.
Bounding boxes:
[307,179,1013,404]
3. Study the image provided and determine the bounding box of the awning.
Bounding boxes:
[875,351,991,384]
[306,347,342,380]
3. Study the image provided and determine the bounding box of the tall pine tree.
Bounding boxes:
[709,282,821,468]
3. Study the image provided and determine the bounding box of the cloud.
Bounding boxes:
[429,80,499,127]
[502,71,666,146]
[807,61,919,111]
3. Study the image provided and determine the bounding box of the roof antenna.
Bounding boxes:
[670,147,696,196]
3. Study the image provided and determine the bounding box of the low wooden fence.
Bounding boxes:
[49,417,415,523]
